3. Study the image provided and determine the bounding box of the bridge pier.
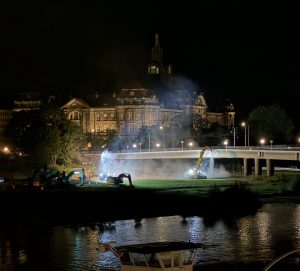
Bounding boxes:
[243,158,252,176]
[266,159,275,176]
[254,158,262,176]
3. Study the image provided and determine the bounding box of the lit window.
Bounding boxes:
[148,65,159,74]
[127,112,133,120]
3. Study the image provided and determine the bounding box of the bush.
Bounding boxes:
[207,181,261,217]
[290,175,300,193]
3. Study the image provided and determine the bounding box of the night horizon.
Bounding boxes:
[2,3,300,129]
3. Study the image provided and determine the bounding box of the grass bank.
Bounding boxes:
[82,171,300,199]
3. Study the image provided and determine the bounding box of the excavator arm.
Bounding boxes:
[117,173,133,187]
[108,173,134,187]
[189,146,211,179]
[195,146,208,170]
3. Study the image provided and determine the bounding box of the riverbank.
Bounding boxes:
[1,172,300,226]
[0,184,260,226]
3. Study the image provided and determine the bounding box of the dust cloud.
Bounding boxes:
[99,150,231,180]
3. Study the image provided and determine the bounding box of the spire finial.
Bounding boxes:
[155,33,159,47]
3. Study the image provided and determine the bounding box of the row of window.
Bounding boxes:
[120,124,135,133]
[68,111,158,122]
[0,112,12,117]
[0,119,10,123]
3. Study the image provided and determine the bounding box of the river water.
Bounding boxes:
[0,202,299,270]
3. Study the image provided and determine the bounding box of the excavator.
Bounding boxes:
[107,173,134,187]
[188,146,211,179]
[66,169,134,188]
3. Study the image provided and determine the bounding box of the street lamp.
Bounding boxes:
[3,146,10,154]
[132,144,137,151]
[270,140,273,150]
[148,129,151,151]
[232,126,236,147]
[91,129,96,151]
[138,142,142,152]
[181,140,184,151]
[223,139,228,150]
[260,138,265,148]
[247,124,250,146]
[241,122,247,147]
[160,126,165,149]
[188,142,193,149]
[156,143,160,148]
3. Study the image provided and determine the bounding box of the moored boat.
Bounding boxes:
[98,241,204,271]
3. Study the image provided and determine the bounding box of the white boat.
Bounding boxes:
[262,248,300,271]
[98,241,204,271]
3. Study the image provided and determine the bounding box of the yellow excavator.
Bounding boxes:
[189,146,211,179]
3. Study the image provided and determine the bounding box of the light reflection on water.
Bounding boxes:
[0,203,300,271]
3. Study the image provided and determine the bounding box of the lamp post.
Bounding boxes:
[247,124,250,146]
[160,126,165,149]
[91,129,96,151]
[132,144,137,151]
[224,139,228,150]
[188,142,193,149]
[181,140,184,151]
[260,138,265,148]
[139,142,142,152]
[241,122,247,147]
[232,126,236,147]
[148,129,151,151]
[270,140,273,150]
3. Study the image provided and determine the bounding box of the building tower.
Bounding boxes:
[147,33,172,82]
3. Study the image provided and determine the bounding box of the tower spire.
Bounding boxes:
[155,33,160,47]
[151,33,163,63]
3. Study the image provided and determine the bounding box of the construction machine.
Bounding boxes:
[66,169,134,188]
[107,173,134,187]
[188,146,210,179]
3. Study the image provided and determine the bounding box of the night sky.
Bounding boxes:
[2,3,300,129]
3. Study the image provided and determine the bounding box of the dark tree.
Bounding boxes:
[248,104,294,144]
[34,104,85,166]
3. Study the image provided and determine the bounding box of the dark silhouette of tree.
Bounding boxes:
[248,104,294,144]
[34,104,85,166]
[5,110,41,153]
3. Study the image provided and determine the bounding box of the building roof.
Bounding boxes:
[115,241,203,254]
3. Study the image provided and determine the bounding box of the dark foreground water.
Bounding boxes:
[0,202,300,270]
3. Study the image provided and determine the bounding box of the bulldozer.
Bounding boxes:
[188,146,211,179]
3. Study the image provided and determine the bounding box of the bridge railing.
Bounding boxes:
[82,145,300,155]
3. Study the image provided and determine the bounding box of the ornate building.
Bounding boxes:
[0,109,12,135]
[61,34,235,148]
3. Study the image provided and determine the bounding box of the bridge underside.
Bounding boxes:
[84,149,300,179]
[244,158,275,177]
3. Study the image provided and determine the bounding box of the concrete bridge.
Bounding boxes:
[99,147,300,177]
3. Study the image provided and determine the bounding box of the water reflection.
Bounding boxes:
[0,203,300,271]
[293,205,300,248]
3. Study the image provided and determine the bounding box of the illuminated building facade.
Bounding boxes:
[61,34,235,147]
[0,109,12,134]
[7,34,234,148]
